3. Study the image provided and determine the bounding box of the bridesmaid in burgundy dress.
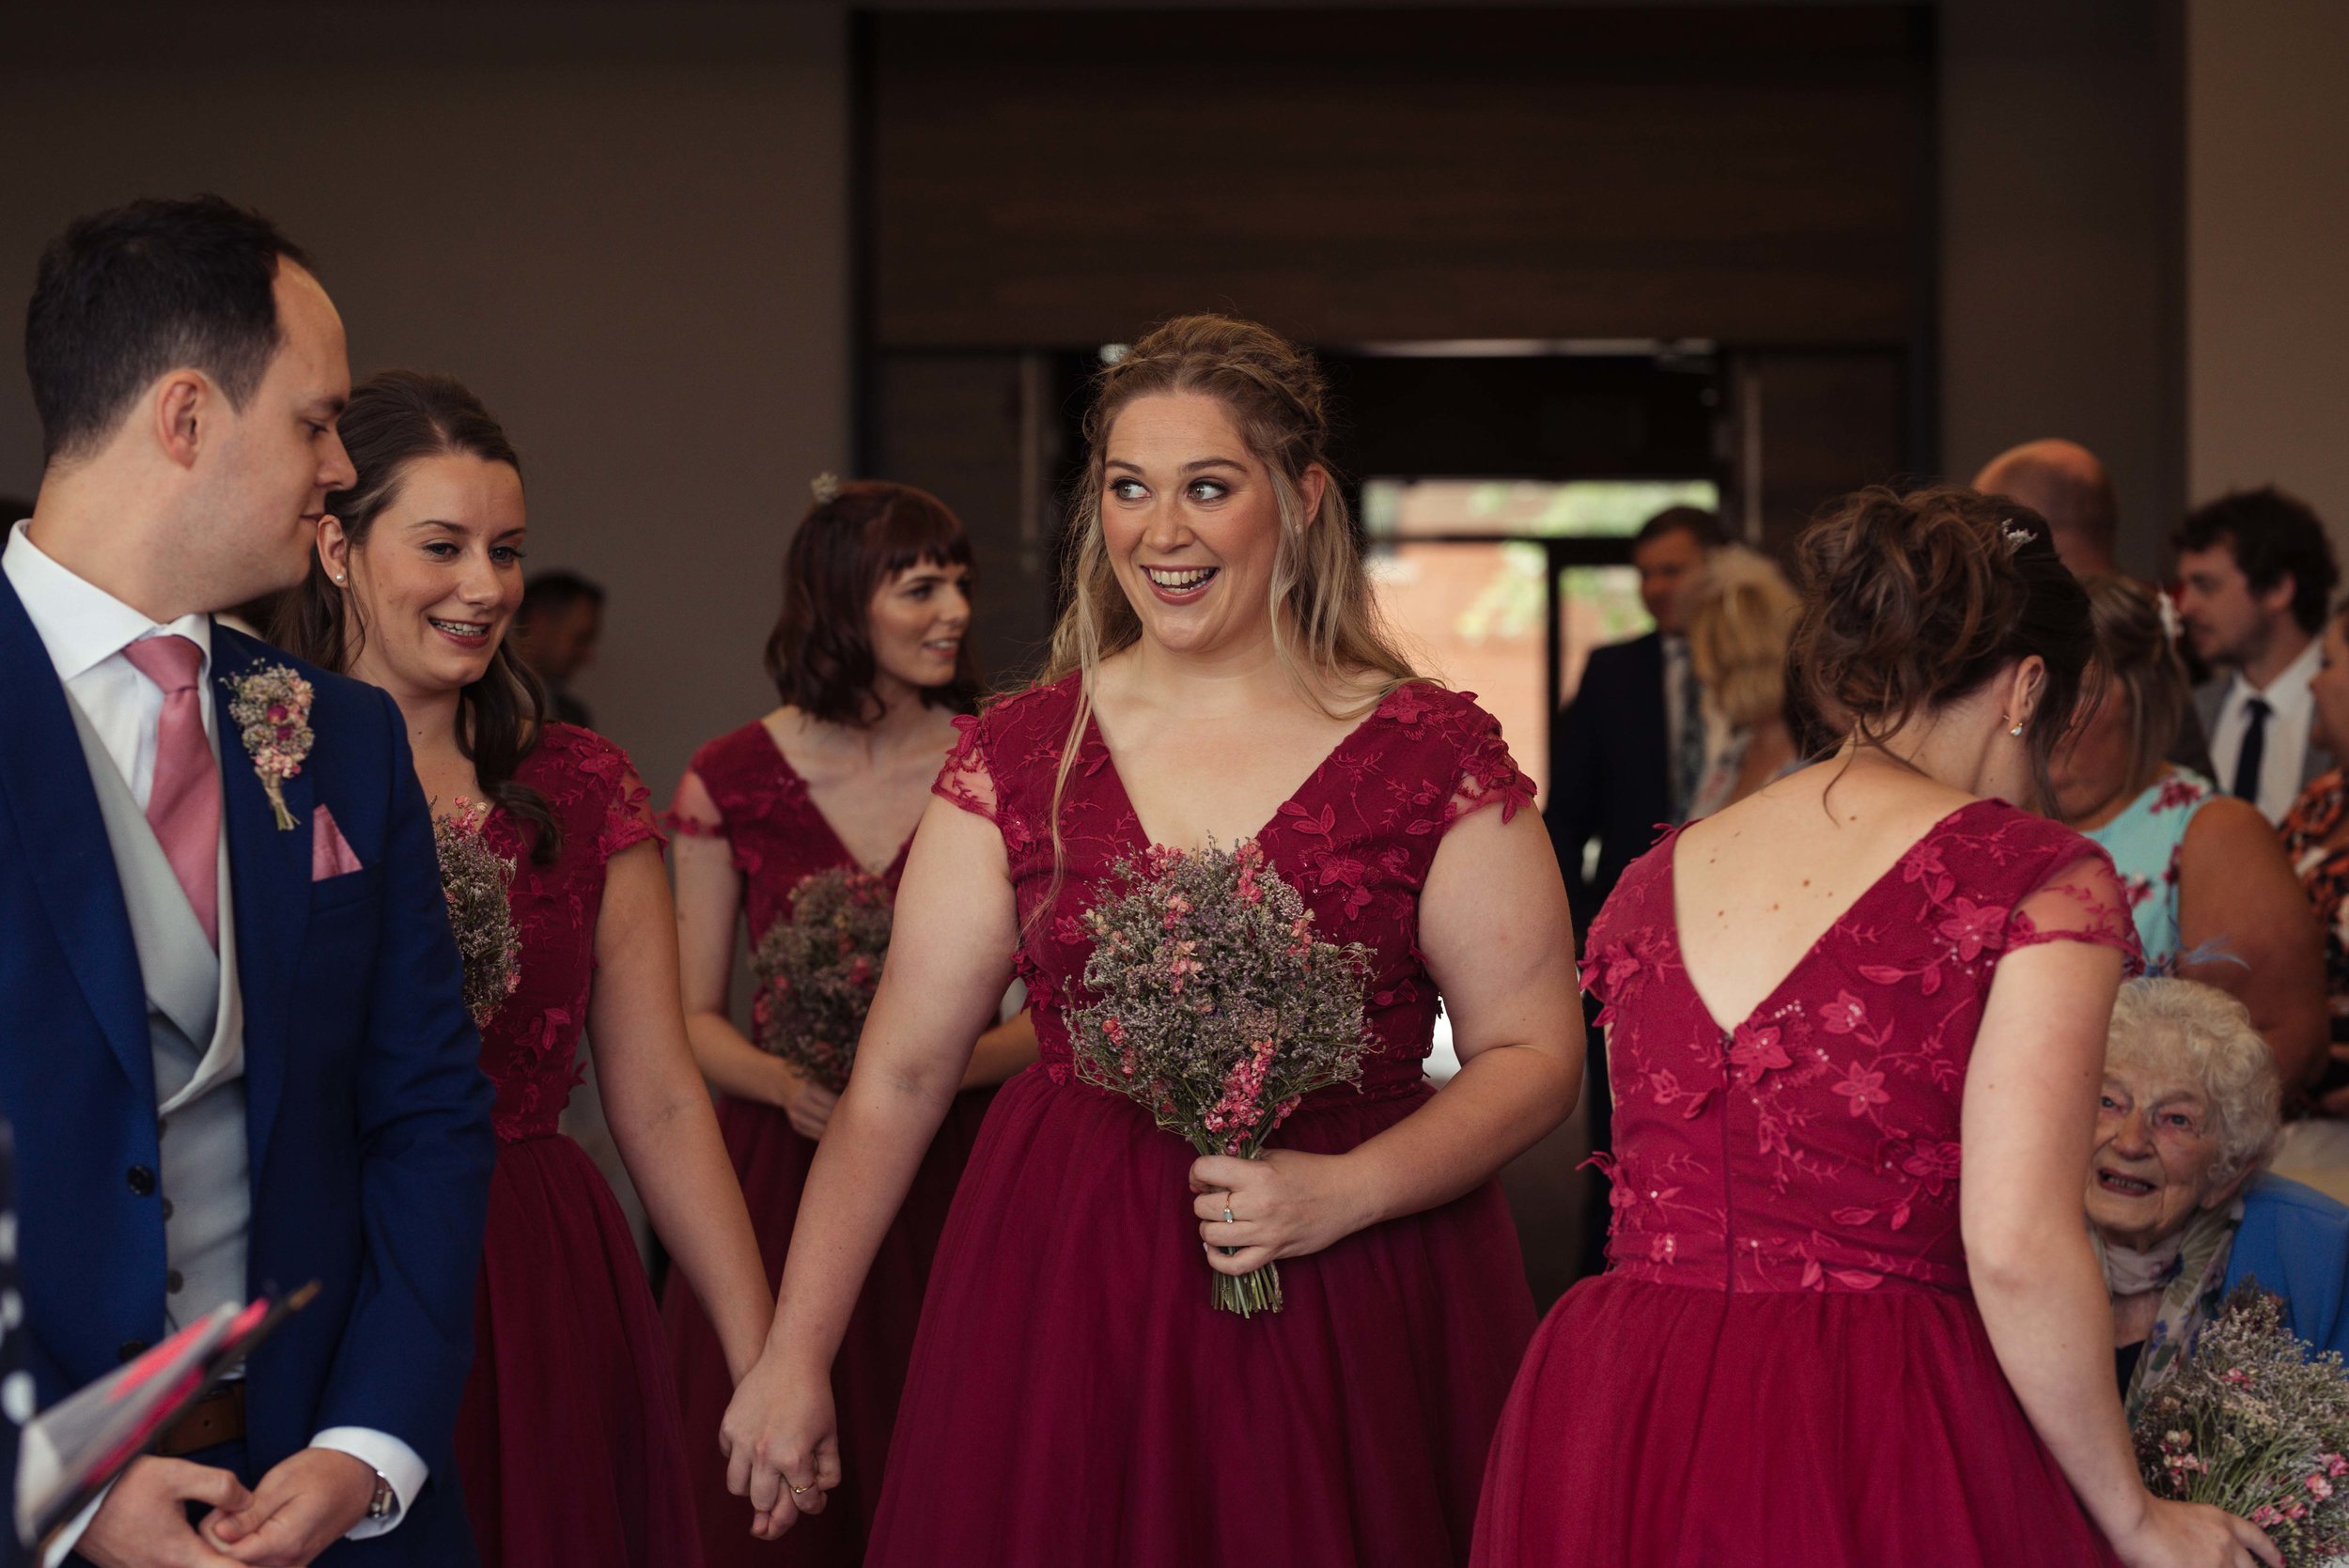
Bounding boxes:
[279,371,773,1568]
[1473,489,2280,1568]
[718,316,1585,1568]
[662,479,1036,1566]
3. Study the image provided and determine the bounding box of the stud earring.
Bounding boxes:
[334,572,347,585]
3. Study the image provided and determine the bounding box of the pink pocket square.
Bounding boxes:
[312,803,365,880]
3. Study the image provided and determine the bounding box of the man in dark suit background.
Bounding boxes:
[1547,505,1720,1278]
[1547,505,1722,927]
[0,198,491,1567]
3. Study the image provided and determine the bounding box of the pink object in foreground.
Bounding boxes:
[311,802,363,880]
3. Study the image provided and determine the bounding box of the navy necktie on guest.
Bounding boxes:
[1673,649,1706,821]
[2232,694,2271,803]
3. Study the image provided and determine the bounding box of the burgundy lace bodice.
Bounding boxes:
[475,723,663,1143]
[1584,799,2140,1295]
[666,719,913,967]
[932,675,1534,1105]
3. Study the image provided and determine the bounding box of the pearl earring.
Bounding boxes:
[334,572,347,585]
[2009,721,2025,737]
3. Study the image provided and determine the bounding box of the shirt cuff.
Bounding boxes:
[38,1483,106,1568]
[308,1428,427,1540]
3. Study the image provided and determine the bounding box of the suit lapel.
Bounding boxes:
[0,571,153,1095]
[214,627,313,1180]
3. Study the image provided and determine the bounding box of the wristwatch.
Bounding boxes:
[366,1468,397,1523]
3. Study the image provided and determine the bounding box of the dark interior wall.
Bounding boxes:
[0,4,850,800]
[868,5,1935,351]
[1938,0,2183,573]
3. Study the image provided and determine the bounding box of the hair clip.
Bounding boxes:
[2157,591,2184,643]
[2000,520,2033,555]
[810,472,843,505]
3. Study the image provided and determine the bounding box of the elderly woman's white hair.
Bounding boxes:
[2105,977,2282,1188]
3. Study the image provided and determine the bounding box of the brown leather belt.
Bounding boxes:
[154,1382,245,1458]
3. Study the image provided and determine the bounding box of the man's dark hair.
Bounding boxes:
[24,194,311,463]
[1634,505,1726,551]
[2173,486,2340,635]
[520,570,606,622]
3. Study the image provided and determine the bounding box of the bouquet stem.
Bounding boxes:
[1213,1260,1283,1318]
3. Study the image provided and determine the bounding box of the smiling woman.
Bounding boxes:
[272,370,775,1568]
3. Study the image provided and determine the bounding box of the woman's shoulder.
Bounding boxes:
[686,717,786,784]
[967,672,1083,747]
[525,722,641,805]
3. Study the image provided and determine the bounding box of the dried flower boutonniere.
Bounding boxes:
[220,662,316,830]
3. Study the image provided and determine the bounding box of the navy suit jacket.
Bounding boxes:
[1546,630,1672,933]
[0,572,492,1564]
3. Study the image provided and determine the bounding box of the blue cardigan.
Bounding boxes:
[2224,1172,2349,1358]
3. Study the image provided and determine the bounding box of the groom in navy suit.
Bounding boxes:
[0,199,492,1565]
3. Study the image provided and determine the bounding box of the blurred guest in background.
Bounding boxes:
[279,369,770,1568]
[2178,488,2339,824]
[510,568,603,726]
[1546,505,1722,922]
[1684,543,1801,817]
[2090,979,2349,1417]
[2273,598,2349,1183]
[662,477,1034,1568]
[2052,574,2325,1090]
[1974,438,2213,775]
[1974,438,2120,579]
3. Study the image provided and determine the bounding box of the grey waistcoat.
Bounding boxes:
[65,695,250,1332]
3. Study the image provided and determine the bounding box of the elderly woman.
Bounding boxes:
[2054,575,2326,1089]
[2092,978,2349,1417]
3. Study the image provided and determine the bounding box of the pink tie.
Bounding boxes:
[122,636,222,949]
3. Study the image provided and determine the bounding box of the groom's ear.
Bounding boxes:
[151,368,215,472]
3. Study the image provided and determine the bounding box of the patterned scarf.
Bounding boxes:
[2096,1200,2246,1420]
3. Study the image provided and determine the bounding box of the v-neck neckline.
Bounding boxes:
[1665,798,1993,1037]
[755,719,916,880]
[1085,688,1395,854]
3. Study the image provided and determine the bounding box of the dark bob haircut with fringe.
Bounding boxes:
[764,480,979,725]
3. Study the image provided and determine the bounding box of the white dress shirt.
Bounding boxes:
[2209,634,2326,825]
[5,520,423,1550]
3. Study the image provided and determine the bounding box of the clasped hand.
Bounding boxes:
[719,1354,842,1541]
[1188,1147,1370,1277]
[82,1448,374,1568]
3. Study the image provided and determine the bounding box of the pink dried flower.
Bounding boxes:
[1067,837,1372,1317]
[750,866,894,1093]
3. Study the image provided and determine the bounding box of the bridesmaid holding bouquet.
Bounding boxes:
[278,370,772,1568]
[720,316,1584,1568]
[661,478,1035,1566]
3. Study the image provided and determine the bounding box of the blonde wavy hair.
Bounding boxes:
[1034,315,1421,899]
[1688,544,1800,730]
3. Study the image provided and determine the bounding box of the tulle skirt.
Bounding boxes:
[1471,1272,2119,1567]
[456,1133,700,1568]
[866,1065,1536,1568]
[663,1088,996,1567]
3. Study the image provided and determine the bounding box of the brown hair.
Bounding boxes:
[764,480,977,726]
[272,369,560,862]
[2079,573,2191,798]
[1789,485,2094,787]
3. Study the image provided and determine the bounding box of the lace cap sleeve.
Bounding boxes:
[932,712,1002,824]
[2003,852,2143,973]
[664,768,728,842]
[1440,699,1535,830]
